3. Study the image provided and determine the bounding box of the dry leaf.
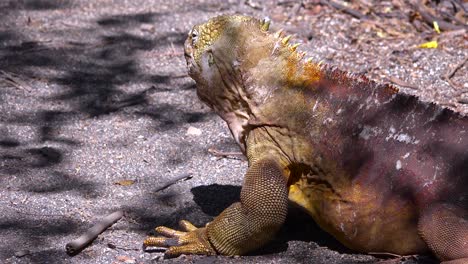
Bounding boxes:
[114,180,135,186]
[433,21,440,34]
[419,40,438,49]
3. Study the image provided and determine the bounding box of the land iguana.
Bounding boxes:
[144,15,468,263]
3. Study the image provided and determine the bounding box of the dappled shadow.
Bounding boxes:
[0,0,72,11]
[136,103,210,132]
[17,249,70,264]
[0,138,20,148]
[97,12,159,27]
[0,4,201,262]
[0,213,80,263]
[0,2,195,189]
[0,216,79,238]
[23,170,100,196]
[1,145,63,172]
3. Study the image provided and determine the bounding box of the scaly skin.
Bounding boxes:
[144,15,468,263]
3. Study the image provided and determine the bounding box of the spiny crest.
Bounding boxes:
[268,27,323,86]
[270,28,314,64]
[189,15,269,62]
[266,23,401,95]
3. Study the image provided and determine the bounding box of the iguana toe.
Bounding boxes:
[178,219,198,232]
[143,220,216,257]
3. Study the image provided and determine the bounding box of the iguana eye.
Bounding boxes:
[190,29,199,45]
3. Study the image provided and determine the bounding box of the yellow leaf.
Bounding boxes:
[419,41,438,49]
[433,21,440,34]
[376,31,386,38]
[114,179,135,186]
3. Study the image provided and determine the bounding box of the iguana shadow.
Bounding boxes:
[191,184,352,255]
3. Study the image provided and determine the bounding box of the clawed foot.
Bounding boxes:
[143,220,216,257]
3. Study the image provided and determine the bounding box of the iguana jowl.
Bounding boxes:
[144,15,468,263]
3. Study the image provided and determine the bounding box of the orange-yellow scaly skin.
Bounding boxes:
[145,15,468,263]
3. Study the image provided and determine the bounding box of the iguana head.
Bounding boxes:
[184,15,322,150]
[184,15,272,149]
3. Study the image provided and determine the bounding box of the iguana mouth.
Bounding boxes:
[183,38,196,76]
[183,48,191,61]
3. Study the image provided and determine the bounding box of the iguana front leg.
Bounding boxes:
[419,203,468,264]
[144,158,289,257]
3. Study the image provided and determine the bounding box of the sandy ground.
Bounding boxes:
[0,0,466,263]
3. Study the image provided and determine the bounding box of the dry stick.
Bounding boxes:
[388,76,419,90]
[319,0,367,20]
[66,210,124,255]
[446,56,467,80]
[287,2,304,21]
[0,70,32,92]
[443,56,468,95]
[368,251,403,258]
[154,173,193,192]
[412,1,467,31]
[244,0,264,10]
[369,252,420,262]
[438,28,467,45]
[208,148,245,160]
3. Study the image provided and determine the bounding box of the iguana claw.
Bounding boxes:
[143,220,216,257]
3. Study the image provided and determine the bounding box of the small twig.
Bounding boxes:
[411,1,467,31]
[437,28,467,45]
[244,0,263,10]
[0,70,32,92]
[369,251,403,258]
[388,77,419,90]
[445,56,467,80]
[154,173,193,192]
[319,0,367,20]
[370,252,420,263]
[443,56,467,92]
[287,2,304,21]
[14,250,31,258]
[208,148,246,160]
[439,28,467,38]
[151,50,184,58]
[276,0,297,6]
[107,243,140,251]
[66,210,124,255]
[173,73,189,78]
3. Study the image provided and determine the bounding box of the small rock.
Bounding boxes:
[116,255,135,263]
[140,23,155,33]
[186,126,202,136]
[107,243,116,249]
